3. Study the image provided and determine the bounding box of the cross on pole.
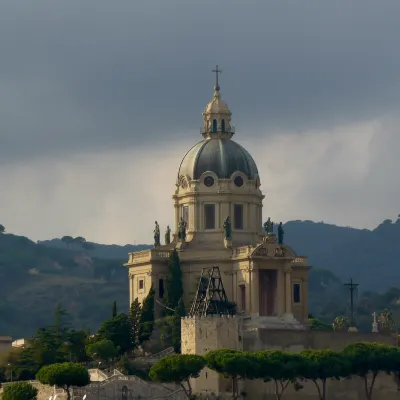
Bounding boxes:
[212,65,222,89]
[344,278,359,327]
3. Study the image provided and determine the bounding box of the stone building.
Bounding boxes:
[125,68,309,328]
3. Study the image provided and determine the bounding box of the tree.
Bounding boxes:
[2,381,38,400]
[255,351,304,400]
[139,285,156,344]
[298,349,351,400]
[129,298,142,349]
[343,342,400,400]
[165,249,183,312]
[205,349,259,399]
[36,362,90,400]
[112,301,117,318]
[86,339,119,363]
[61,236,74,248]
[149,354,205,399]
[98,313,132,354]
[0,224,5,234]
[171,297,185,353]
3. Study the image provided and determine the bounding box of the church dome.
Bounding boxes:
[178,138,259,181]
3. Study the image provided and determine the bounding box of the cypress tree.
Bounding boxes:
[129,298,142,349]
[165,249,183,313]
[139,286,155,344]
[171,297,186,353]
[112,301,117,318]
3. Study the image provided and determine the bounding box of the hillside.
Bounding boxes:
[1,217,400,337]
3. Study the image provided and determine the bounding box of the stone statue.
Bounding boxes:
[223,216,232,240]
[263,217,274,234]
[332,316,349,332]
[165,225,171,245]
[153,221,160,247]
[178,218,187,242]
[378,309,396,333]
[278,222,284,244]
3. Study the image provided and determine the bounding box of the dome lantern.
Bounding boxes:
[202,65,234,139]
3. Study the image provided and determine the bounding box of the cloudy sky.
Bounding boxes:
[1,1,399,244]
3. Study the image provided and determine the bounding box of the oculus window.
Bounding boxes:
[204,204,216,230]
[234,176,244,187]
[234,204,244,230]
[204,176,215,187]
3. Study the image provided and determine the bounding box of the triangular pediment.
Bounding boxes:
[250,235,297,259]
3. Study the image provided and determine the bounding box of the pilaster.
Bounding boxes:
[284,267,292,315]
[250,266,259,316]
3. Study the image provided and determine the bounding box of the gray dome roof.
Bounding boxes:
[178,138,259,181]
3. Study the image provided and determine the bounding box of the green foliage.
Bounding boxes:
[205,349,258,399]
[149,354,205,398]
[2,381,38,400]
[165,249,183,312]
[85,339,119,362]
[36,362,90,400]
[129,297,142,349]
[112,300,117,318]
[343,342,400,399]
[298,349,351,400]
[98,313,132,354]
[255,351,304,399]
[139,285,155,344]
[308,317,333,332]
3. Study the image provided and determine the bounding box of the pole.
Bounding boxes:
[344,278,359,327]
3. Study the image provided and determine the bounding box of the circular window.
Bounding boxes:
[234,176,244,187]
[204,176,215,187]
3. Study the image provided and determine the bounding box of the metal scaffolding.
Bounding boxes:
[189,266,236,317]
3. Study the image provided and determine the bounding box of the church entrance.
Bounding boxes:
[259,270,277,316]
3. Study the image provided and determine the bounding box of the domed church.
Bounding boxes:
[125,67,310,328]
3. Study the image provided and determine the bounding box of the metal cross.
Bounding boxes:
[344,278,359,327]
[212,65,222,88]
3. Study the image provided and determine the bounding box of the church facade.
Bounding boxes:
[125,69,310,326]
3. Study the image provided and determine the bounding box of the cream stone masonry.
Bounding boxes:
[124,68,310,326]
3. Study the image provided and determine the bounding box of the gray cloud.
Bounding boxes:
[1,0,400,164]
[0,1,399,242]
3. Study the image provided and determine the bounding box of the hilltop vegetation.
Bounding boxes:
[1,217,400,337]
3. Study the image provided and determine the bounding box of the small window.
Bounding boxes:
[204,176,215,187]
[221,119,225,132]
[234,204,243,230]
[293,283,301,303]
[182,205,189,226]
[212,119,217,132]
[234,176,243,187]
[139,280,144,290]
[159,279,164,299]
[204,204,216,230]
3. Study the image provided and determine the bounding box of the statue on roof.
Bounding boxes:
[223,216,232,240]
[278,222,284,244]
[178,218,187,242]
[153,221,160,247]
[165,225,171,245]
[264,217,274,234]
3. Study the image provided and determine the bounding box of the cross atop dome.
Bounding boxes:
[202,65,234,139]
[212,65,222,91]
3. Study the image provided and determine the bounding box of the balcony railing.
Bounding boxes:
[127,249,172,264]
[200,125,235,135]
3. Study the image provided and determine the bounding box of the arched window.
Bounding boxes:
[212,119,217,132]
[221,119,225,132]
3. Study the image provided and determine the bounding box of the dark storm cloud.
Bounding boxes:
[1,0,400,164]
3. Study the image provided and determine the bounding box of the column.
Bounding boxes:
[250,267,259,317]
[277,268,285,316]
[285,267,292,315]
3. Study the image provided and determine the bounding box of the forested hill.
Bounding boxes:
[41,217,400,292]
[1,217,400,337]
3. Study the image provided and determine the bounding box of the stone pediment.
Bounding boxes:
[250,235,296,260]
